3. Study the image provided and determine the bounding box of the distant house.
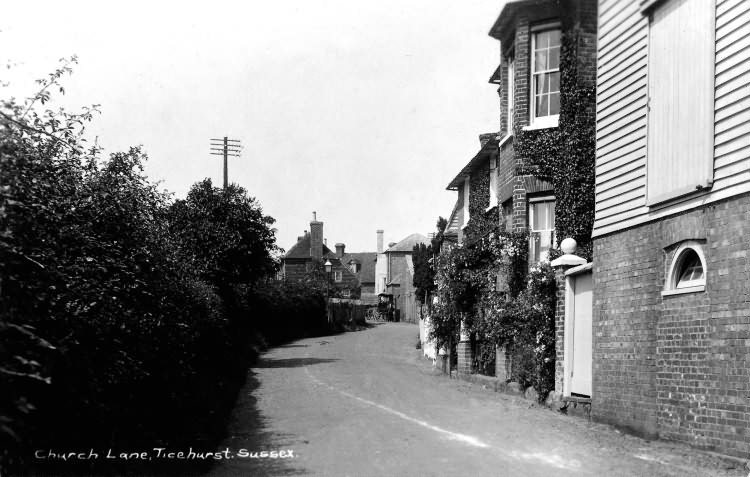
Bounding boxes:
[383,233,429,323]
[280,213,359,298]
[335,242,378,305]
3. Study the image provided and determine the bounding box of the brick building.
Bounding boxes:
[442,0,597,377]
[486,0,597,262]
[587,0,750,459]
[280,213,360,297]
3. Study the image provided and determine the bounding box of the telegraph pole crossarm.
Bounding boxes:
[209,136,242,189]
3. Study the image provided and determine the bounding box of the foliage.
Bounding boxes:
[412,242,435,305]
[514,28,596,261]
[0,58,306,474]
[431,216,448,251]
[168,179,280,293]
[472,339,496,377]
[476,264,557,397]
[245,280,328,345]
[429,227,529,355]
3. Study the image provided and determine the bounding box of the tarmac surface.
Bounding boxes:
[208,321,747,477]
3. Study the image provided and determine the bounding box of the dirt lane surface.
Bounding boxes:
[208,322,746,477]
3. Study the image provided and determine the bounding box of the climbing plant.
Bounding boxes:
[514,28,596,261]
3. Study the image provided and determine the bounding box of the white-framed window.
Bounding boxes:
[529,198,555,263]
[645,0,715,205]
[530,27,561,128]
[662,241,707,296]
[507,54,515,134]
[488,156,498,210]
[342,289,351,298]
[334,270,343,282]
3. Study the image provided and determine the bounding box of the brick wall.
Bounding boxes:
[593,193,750,458]
[457,341,473,376]
[554,266,567,394]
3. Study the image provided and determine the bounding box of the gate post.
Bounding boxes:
[457,313,473,376]
[550,238,587,398]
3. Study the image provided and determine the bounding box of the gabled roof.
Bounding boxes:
[341,252,377,285]
[447,135,499,190]
[283,234,335,259]
[385,233,429,253]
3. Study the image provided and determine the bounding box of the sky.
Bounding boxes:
[3,0,503,253]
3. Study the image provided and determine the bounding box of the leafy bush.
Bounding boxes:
[0,59,298,474]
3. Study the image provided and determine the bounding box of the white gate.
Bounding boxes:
[564,265,593,397]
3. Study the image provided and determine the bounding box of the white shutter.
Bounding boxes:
[646,0,715,205]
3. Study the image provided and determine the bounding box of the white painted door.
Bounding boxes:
[571,271,593,397]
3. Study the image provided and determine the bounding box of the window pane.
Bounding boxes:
[549,92,560,115]
[550,71,560,93]
[536,95,548,118]
[549,203,555,228]
[536,73,549,94]
[534,50,548,71]
[535,31,550,49]
[549,46,560,69]
[548,30,561,47]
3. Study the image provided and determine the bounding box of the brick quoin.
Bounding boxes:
[593,193,750,458]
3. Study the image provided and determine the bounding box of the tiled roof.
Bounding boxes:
[342,252,377,285]
[385,233,429,253]
[447,135,499,190]
[283,235,335,259]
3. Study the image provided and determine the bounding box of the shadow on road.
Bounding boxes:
[254,357,338,368]
[198,371,307,477]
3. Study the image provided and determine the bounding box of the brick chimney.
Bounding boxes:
[377,229,384,253]
[335,243,345,258]
[310,212,323,260]
[479,132,497,147]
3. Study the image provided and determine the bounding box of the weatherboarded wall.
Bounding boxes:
[593,0,750,238]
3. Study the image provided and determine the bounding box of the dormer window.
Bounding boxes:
[530,26,561,128]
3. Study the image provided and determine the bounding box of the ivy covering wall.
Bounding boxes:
[429,20,595,401]
[515,28,596,261]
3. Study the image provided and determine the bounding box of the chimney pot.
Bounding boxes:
[377,229,384,253]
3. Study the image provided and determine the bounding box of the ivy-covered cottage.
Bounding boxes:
[588,0,750,458]
[280,212,360,298]
[437,0,597,381]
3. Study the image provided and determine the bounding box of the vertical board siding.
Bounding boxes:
[646,0,715,204]
[594,0,750,238]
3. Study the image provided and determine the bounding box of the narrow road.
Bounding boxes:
[208,322,744,477]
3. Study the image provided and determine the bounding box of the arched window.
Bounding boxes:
[663,241,707,296]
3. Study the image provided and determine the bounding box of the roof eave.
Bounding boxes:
[446,137,499,190]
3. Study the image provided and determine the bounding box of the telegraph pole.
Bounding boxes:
[210,137,241,188]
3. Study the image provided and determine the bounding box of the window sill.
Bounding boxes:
[661,285,705,297]
[498,133,513,147]
[522,122,559,132]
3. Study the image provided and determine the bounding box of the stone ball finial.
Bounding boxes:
[561,238,577,255]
